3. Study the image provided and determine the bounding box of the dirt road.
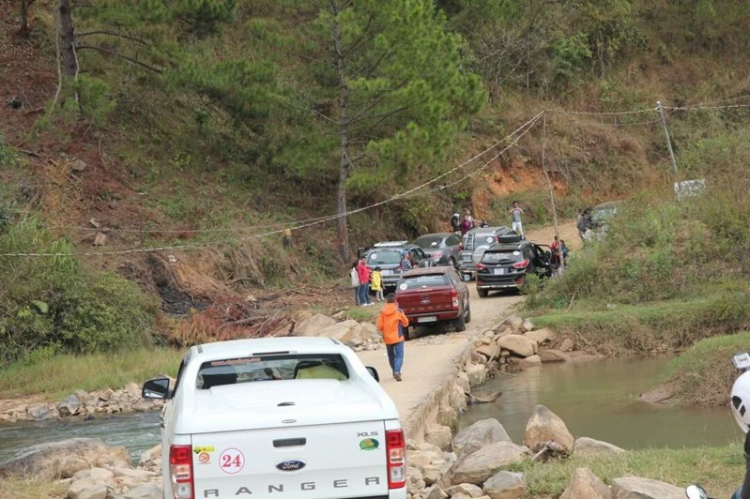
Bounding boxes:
[357,283,522,434]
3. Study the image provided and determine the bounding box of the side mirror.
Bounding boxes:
[685,485,708,499]
[142,378,171,400]
[366,366,380,382]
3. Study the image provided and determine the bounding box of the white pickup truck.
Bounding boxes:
[142,337,406,499]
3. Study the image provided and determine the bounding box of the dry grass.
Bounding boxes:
[0,348,184,401]
[0,478,66,498]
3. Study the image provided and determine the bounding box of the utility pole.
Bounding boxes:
[541,113,564,274]
[656,100,678,175]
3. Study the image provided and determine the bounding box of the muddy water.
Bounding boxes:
[0,411,160,464]
[460,356,742,449]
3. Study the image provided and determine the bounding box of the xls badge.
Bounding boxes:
[359,438,379,451]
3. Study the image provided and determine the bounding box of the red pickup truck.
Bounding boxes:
[395,267,471,339]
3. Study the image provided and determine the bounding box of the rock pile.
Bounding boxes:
[1,384,166,423]
[406,406,681,499]
[290,311,384,351]
[0,437,163,498]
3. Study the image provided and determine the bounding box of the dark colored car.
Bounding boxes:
[363,241,433,289]
[459,226,512,280]
[395,267,471,338]
[413,233,462,269]
[475,238,553,296]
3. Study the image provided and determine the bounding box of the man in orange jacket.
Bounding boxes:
[376,293,409,381]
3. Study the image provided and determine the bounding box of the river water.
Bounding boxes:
[459,356,742,449]
[0,357,740,464]
[0,411,160,463]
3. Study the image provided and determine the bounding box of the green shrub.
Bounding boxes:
[0,219,158,363]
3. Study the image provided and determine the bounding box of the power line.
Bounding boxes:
[0,113,544,257]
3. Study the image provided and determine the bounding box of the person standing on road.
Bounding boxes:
[376,293,409,381]
[450,213,461,233]
[508,201,525,239]
[356,257,373,306]
[459,213,474,236]
[350,261,360,305]
[371,266,384,302]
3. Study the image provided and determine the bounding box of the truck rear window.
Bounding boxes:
[197,354,349,388]
[367,250,402,265]
[399,274,450,290]
[482,250,522,264]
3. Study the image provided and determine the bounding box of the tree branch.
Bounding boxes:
[77,30,149,46]
[76,44,163,73]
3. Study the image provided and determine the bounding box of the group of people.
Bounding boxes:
[449,201,526,239]
[349,256,409,382]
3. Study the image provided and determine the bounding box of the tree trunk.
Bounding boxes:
[58,0,77,77]
[332,7,351,263]
[19,0,34,38]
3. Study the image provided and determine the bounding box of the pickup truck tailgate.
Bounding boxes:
[192,420,388,498]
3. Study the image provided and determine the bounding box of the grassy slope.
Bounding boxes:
[0,349,184,401]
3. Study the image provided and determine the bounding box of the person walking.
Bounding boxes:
[356,256,373,306]
[376,293,409,381]
[371,266,384,302]
[508,201,525,239]
[350,261,360,305]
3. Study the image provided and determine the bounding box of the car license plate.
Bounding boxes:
[494,268,505,275]
[462,255,471,262]
[418,316,437,323]
[382,269,392,276]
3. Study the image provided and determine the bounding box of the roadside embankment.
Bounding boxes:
[640,331,750,406]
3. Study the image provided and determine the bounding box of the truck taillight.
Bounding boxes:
[169,445,194,499]
[476,262,487,271]
[450,289,459,308]
[513,259,530,269]
[386,429,406,489]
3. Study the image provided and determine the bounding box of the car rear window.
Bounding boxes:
[367,250,402,265]
[399,274,450,290]
[414,235,444,249]
[482,250,523,264]
[197,354,349,388]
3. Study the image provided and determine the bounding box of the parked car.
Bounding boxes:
[141,337,406,499]
[364,241,433,289]
[459,226,512,280]
[395,266,470,338]
[413,232,462,269]
[475,237,553,296]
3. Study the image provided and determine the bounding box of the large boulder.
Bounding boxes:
[294,313,337,336]
[505,316,524,333]
[483,470,524,499]
[446,483,485,497]
[68,479,104,499]
[611,477,683,499]
[424,484,449,499]
[496,335,535,358]
[538,349,571,363]
[450,442,529,485]
[27,403,56,421]
[58,394,81,417]
[476,344,500,361]
[452,419,512,458]
[316,320,361,344]
[58,456,90,479]
[560,468,611,499]
[424,424,453,450]
[0,438,123,480]
[524,405,574,455]
[574,437,626,457]
[524,327,554,345]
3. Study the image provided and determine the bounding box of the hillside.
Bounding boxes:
[2,0,750,361]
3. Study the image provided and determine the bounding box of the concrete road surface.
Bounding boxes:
[357,283,522,430]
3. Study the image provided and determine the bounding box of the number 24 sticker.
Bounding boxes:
[219,448,245,474]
